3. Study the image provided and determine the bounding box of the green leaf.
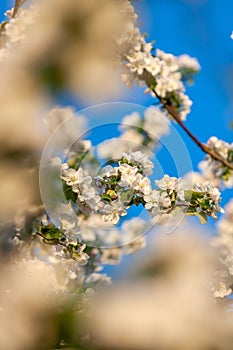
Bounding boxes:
[120,189,133,204]
[184,190,193,201]
[102,193,111,202]
[221,167,232,181]
[227,149,233,163]
[186,206,197,214]
[200,199,210,209]
[191,190,204,199]
[67,242,80,252]
[41,227,63,240]
[110,175,120,185]
[195,211,208,224]
[62,181,78,203]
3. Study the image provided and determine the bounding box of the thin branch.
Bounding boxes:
[12,0,27,18]
[36,231,67,248]
[152,90,233,171]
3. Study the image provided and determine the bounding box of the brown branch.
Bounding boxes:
[153,91,233,171]
[12,0,27,18]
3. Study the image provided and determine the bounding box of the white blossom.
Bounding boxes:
[45,106,87,142]
[120,112,141,130]
[119,164,138,187]
[211,270,232,298]
[100,247,123,265]
[102,201,127,224]
[144,190,160,210]
[97,136,140,159]
[193,181,224,219]
[145,56,163,76]
[199,136,233,188]
[143,107,170,139]
[126,51,147,75]
[121,129,144,146]
[212,199,233,296]
[61,165,86,186]
[58,214,79,238]
[156,174,185,200]
[79,214,120,245]
[177,54,201,73]
[121,151,154,176]
[133,173,152,195]
[119,11,197,121]
[156,49,179,72]
[100,165,119,178]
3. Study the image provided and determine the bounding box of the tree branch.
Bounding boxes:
[12,0,27,18]
[153,91,233,171]
[36,231,67,248]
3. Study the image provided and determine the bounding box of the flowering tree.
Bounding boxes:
[0,1,233,349]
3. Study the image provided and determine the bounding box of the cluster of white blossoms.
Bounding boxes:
[78,214,147,255]
[95,151,154,224]
[144,175,185,217]
[144,175,223,223]
[125,46,196,120]
[211,199,233,298]
[97,133,143,160]
[97,107,170,160]
[45,106,87,137]
[197,136,233,188]
[61,147,224,226]
[11,203,148,304]
[62,150,153,225]
[13,209,92,287]
[176,54,201,75]
[192,182,224,219]
[117,2,200,120]
[120,106,170,142]
[0,4,36,60]
[184,136,233,190]
[61,164,100,214]
[4,5,34,40]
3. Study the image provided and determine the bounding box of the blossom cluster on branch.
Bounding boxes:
[61,149,223,225]
[118,1,200,120]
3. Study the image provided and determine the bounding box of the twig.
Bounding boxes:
[12,0,27,18]
[36,231,67,248]
[152,90,233,171]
